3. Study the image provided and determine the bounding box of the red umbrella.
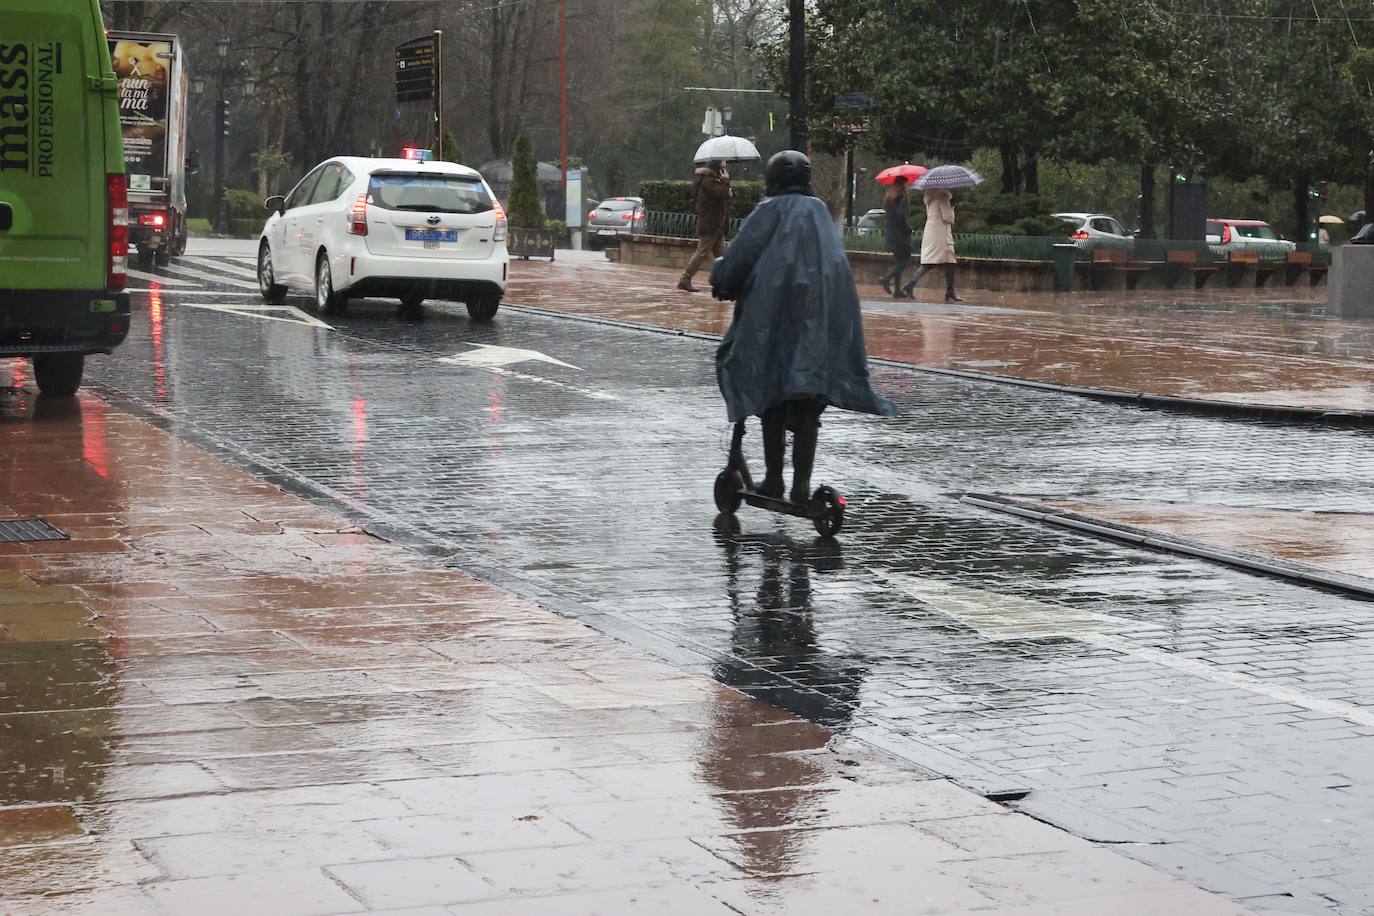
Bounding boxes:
[875,163,928,186]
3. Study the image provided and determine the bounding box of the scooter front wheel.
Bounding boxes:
[714,470,744,514]
[811,486,845,538]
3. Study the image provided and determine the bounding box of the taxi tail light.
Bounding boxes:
[108,173,128,290]
[346,194,369,236]
[493,200,508,242]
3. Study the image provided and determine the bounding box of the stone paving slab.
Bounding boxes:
[0,391,1241,913]
[506,256,1374,415]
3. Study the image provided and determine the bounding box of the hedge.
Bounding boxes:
[640,179,764,220]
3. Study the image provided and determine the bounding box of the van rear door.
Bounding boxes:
[0,0,111,293]
[363,171,498,261]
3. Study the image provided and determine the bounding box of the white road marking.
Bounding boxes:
[127,288,261,297]
[176,301,333,330]
[182,257,259,280]
[440,344,581,371]
[886,572,1374,728]
[126,268,195,287]
[158,262,261,290]
[484,366,619,401]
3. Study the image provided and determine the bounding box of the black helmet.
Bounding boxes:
[764,150,811,194]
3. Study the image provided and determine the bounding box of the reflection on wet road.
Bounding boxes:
[64,259,1374,912]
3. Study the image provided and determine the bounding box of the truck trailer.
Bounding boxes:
[107,31,191,268]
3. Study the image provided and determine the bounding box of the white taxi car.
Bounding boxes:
[257,153,509,321]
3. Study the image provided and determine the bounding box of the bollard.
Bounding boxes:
[1052,243,1076,292]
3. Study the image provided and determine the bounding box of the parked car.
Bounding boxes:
[1054,212,1133,248]
[586,197,645,249]
[1,0,132,396]
[257,155,509,322]
[1206,219,1296,256]
[854,208,886,237]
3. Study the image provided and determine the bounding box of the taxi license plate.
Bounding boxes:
[405,228,458,243]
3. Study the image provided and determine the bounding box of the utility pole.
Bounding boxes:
[559,0,568,192]
[788,0,806,154]
[845,142,855,228]
[433,30,443,158]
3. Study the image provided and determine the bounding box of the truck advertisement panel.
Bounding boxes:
[107,36,172,192]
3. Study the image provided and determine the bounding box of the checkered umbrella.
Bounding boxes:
[913,165,985,190]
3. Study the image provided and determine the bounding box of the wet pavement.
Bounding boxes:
[0,389,1248,914]
[507,256,1374,415]
[4,249,1374,912]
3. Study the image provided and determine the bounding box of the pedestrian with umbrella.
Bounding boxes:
[874,164,926,298]
[679,159,733,292]
[901,165,983,302]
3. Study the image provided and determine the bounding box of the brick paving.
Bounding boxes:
[64,259,1374,913]
[507,254,1374,415]
[0,389,1249,913]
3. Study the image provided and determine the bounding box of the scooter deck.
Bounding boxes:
[740,490,816,519]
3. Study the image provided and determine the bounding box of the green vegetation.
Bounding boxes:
[639,180,765,219]
[508,132,545,230]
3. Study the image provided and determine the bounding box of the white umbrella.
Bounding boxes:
[694,136,761,164]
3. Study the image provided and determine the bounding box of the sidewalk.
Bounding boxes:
[0,391,1247,914]
[508,256,1374,417]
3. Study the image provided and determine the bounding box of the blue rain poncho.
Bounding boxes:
[710,189,898,423]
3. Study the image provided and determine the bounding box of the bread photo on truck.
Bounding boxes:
[0,0,132,397]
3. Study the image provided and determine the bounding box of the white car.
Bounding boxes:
[1054,212,1133,248]
[257,155,509,321]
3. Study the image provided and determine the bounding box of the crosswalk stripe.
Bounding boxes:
[157,262,261,290]
[126,268,195,286]
[183,257,258,280]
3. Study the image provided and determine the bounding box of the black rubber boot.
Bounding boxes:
[944,264,961,302]
[758,410,786,498]
[789,411,820,505]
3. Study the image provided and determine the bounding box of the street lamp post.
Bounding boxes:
[214,38,230,236]
[788,0,807,154]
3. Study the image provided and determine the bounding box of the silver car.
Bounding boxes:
[586,197,645,249]
[1054,212,1133,249]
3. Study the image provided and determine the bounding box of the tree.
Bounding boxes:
[508,132,545,229]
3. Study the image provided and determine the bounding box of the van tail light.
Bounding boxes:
[138,211,167,228]
[1221,225,1231,244]
[346,194,368,236]
[108,173,128,290]
[493,200,508,242]
[1071,230,1089,240]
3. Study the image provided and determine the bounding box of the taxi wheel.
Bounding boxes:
[399,292,424,321]
[32,354,84,398]
[258,243,287,304]
[315,253,345,315]
[466,295,500,323]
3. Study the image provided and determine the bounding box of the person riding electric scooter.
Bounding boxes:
[710,150,896,535]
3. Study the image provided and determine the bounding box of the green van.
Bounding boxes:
[0,0,131,396]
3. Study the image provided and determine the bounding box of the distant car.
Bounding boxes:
[855,208,886,237]
[257,155,509,322]
[1206,219,1296,256]
[586,197,645,249]
[1054,212,1133,248]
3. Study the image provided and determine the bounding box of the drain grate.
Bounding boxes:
[0,518,69,542]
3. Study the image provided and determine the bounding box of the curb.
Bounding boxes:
[503,303,1374,428]
[962,492,1374,601]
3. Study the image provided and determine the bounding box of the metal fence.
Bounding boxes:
[640,211,1332,265]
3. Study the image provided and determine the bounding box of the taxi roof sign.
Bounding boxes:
[402,147,433,161]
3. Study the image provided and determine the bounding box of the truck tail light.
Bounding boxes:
[346,194,368,236]
[493,200,507,242]
[108,173,128,290]
[138,211,167,228]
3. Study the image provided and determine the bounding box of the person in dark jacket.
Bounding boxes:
[879,177,913,298]
[679,160,732,292]
[710,150,896,503]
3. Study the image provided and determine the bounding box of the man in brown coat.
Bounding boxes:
[678,160,731,292]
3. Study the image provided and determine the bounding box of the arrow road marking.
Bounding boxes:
[439,344,580,371]
[884,572,1374,728]
[177,302,334,330]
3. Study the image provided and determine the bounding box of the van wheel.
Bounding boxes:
[258,243,288,304]
[315,253,345,315]
[136,248,154,270]
[32,354,85,397]
[466,295,500,323]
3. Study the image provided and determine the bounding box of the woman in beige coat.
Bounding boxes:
[900,189,960,302]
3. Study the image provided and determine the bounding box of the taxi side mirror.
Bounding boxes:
[265,195,285,215]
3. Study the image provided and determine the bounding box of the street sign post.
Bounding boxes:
[396,32,443,158]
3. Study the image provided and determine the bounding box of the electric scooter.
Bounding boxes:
[713,419,846,537]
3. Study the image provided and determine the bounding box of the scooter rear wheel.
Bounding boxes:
[714,470,744,514]
[811,486,845,538]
